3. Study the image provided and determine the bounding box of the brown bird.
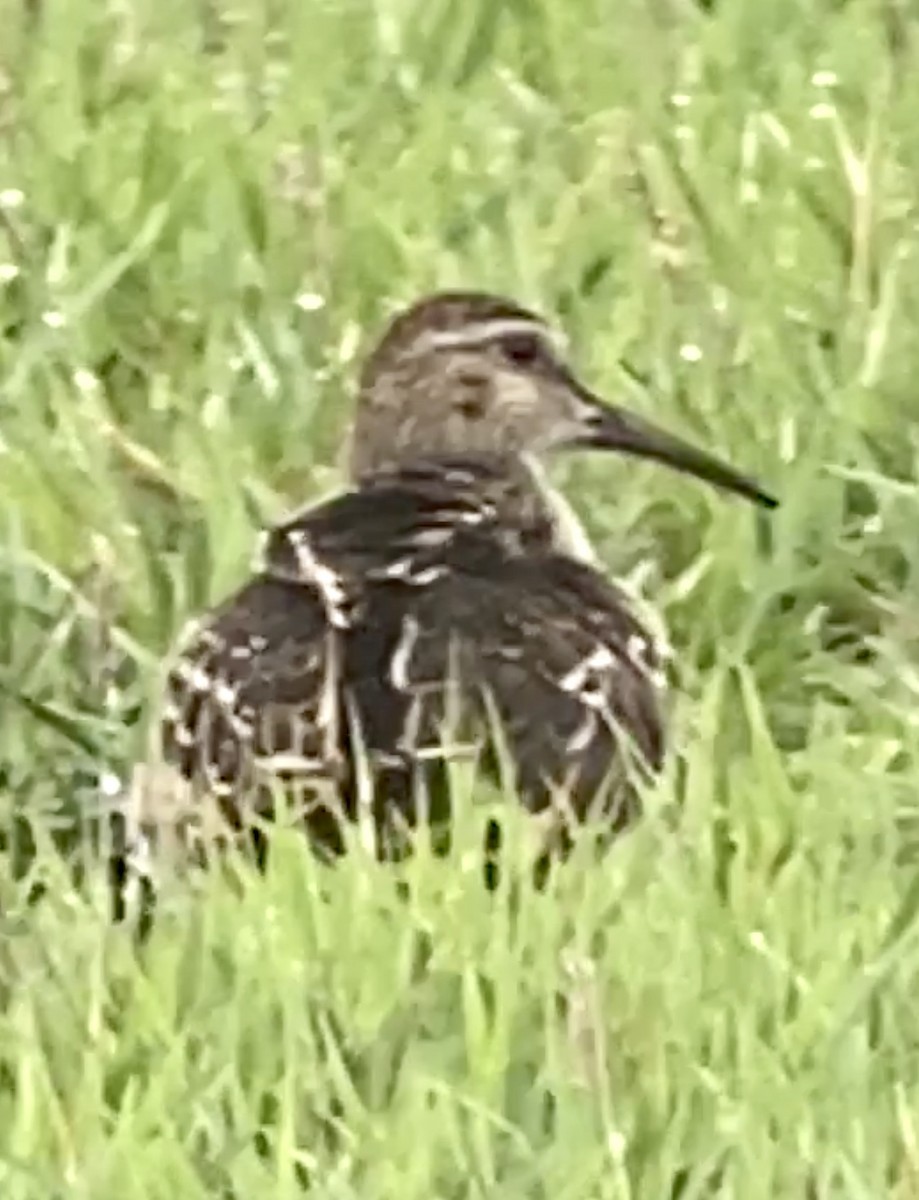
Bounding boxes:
[119,291,776,906]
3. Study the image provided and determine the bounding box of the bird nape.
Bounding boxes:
[115,290,777,927]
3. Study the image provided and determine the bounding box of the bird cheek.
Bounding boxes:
[455,389,488,421]
[493,369,540,419]
[448,368,489,419]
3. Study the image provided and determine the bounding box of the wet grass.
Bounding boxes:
[1,0,919,1194]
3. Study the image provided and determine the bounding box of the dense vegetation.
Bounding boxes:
[1,0,918,1194]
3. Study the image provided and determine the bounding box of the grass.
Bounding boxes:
[1,0,919,1193]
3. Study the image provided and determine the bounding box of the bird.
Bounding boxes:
[121,290,777,900]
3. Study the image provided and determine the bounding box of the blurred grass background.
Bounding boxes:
[1,0,919,1194]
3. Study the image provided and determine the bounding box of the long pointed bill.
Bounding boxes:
[571,380,778,509]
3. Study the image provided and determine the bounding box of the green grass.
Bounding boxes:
[1,0,919,1193]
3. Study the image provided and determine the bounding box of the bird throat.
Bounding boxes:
[519,454,597,565]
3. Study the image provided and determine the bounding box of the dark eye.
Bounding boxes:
[501,333,543,367]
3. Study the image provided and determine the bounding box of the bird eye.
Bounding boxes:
[501,333,543,367]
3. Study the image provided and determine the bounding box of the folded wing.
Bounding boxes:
[154,456,665,849]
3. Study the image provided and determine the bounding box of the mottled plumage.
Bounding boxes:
[155,455,664,860]
[129,291,777,888]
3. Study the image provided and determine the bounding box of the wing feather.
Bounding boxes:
[153,457,666,849]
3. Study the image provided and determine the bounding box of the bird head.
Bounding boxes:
[348,290,777,510]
